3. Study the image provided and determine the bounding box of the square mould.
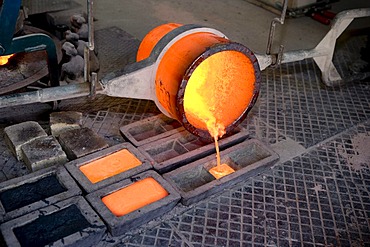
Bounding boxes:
[0,166,81,223]
[120,114,184,147]
[0,196,106,247]
[139,127,249,174]
[64,142,152,193]
[163,139,279,205]
[86,170,180,236]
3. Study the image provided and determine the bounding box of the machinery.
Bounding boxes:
[0,0,60,92]
[0,0,369,138]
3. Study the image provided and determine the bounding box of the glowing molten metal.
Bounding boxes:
[209,163,236,179]
[102,177,168,217]
[136,23,261,179]
[0,54,15,66]
[183,50,255,138]
[79,149,142,184]
[183,50,256,178]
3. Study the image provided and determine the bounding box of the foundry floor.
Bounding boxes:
[1,0,370,246]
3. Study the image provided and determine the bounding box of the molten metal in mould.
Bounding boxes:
[101,177,169,217]
[79,149,142,184]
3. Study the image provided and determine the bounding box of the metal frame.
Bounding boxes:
[0,0,59,87]
[256,7,370,86]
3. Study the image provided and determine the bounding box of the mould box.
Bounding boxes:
[139,127,249,174]
[0,196,106,247]
[0,166,81,223]
[163,139,279,205]
[120,114,184,147]
[65,143,152,193]
[86,170,180,236]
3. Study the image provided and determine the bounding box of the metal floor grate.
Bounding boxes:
[240,115,286,145]
[118,120,370,247]
[257,58,370,148]
[94,26,141,78]
[124,223,188,247]
[108,34,370,247]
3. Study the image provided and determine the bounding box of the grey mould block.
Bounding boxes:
[58,127,109,160]
[65,143,152,193]
[138,127,249,174]
[120,114,184,147]
[50,111,83,138]
[4,121,47,161]
[21,135,68,172]
[0,166,81,223]
[86,170,180,237]
[163,139,279,206]
[0,196,106,247]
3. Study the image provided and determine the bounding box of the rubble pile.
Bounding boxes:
[60,14,99,83]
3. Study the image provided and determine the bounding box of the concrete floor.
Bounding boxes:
[76,0,370,53]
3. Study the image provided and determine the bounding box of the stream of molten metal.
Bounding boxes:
[183,51,254,179]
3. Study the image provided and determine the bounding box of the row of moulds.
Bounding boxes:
[0,114,279,246]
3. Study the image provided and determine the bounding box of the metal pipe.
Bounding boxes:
[84,45,90,82]
[266,0,288,55]
[0,83,99,108]
[85,0,95,92]
[87,0,94,50]
[90,72,97,99]
[281,48,328,64]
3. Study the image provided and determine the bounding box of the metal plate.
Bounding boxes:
[95,26,141,78]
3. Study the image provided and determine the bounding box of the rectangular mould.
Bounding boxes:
[0,196,106,247]
[86,170,180,237]
[120,114,184,147]
[163,139,279,206]
[65,143,152,193]
[0,166,81,223]
[139,127,249,174]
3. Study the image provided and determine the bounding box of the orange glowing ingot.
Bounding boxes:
[79,149,142,184]
[0,54,14,66]
[209,163,235,179]
[102,177,169,217]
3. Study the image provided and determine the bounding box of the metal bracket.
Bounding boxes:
[257,7,370,86]
[84,0,96,98]
[265,0,288,68]
[280,8,370,86]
